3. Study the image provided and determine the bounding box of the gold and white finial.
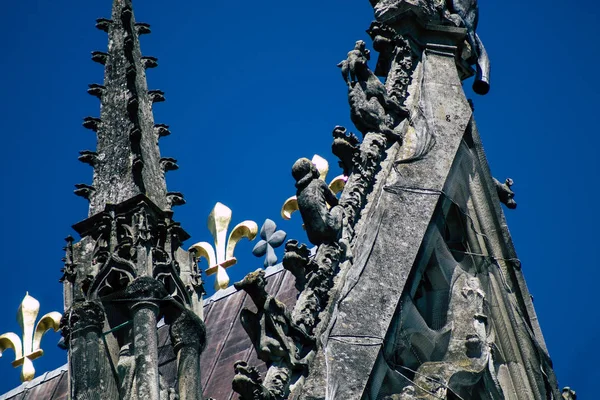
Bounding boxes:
[0,293,62,382]
[189,203,258,291]
[281,154,347,220]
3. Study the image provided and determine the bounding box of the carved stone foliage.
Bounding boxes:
[232,361,274,400]
[339,40,409,143]
[493,177,517,209]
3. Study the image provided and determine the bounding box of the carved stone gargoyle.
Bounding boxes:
[232,361,274,400]
[282,239,315,291]
[292,158,344,246]
[234,269,314,371]
[339,40,408,142]
[332,126,360,176]
[493,178,516,209]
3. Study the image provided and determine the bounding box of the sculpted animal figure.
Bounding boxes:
[339,41,409,141]
[338,40,371,86]
[293,158,344,246]
[234,270,313,370]
[493,177,517,209]
[444,0,490,94]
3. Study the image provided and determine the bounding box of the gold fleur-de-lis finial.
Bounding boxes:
[281,154,347,220]
[0,293,62,382]
[189,202,258,291]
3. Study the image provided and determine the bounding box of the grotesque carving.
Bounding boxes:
[332,126,360,176]
[232,361,274,400]
[292,158,344,246]
[339,41,408,142]
[234,269,314,370]
[493,177,516,209]
[366,21,400,78]
[282,239,314,291]
[338,40,371,86]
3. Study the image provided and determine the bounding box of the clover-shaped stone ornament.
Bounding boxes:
[252,219,287,267]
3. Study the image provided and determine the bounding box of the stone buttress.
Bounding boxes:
[231,1,563,400]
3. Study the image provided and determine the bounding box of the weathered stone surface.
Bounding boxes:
[369,0,490,94]
[170,310,206,400]
[82,0,171,216]
[297,43,473,400]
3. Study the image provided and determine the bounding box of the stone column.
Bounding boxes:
[125,277,167,400]
[169,309,207,400]
[61,301,114,400]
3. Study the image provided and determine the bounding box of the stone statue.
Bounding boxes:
[443,0,490,94]
[338,40,371,86]
[332,126,360,176]
[339,41,408,142]
[292,158,344,246]
[493,177,516,209]
[232,361,274,400]
[234,270,314,371]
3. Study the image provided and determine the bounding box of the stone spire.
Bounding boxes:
[77,0,177,217]
[60,2,205,399]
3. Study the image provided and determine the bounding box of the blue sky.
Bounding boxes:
[0,0,597,396]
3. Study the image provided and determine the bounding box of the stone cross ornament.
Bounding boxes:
[252,219,287,267]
